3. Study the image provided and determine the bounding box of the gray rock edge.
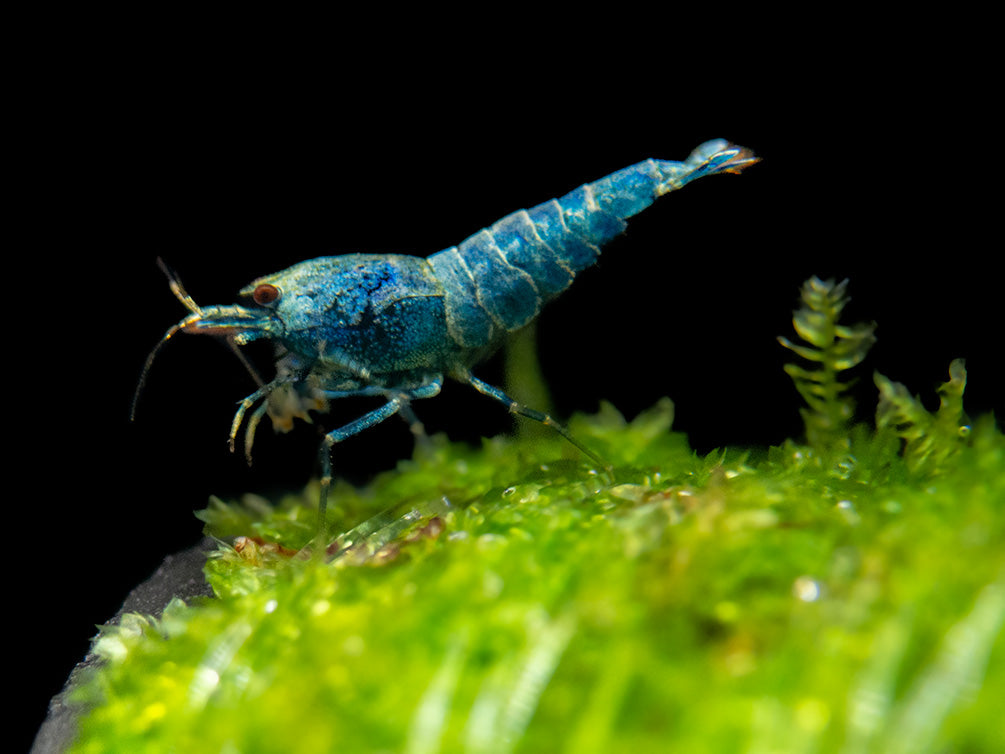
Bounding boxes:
[31,538,217,754]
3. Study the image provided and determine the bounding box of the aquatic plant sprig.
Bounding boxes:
[778,276,877,455]
[875,358,972,476]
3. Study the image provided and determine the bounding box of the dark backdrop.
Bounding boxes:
[20,46,999,749]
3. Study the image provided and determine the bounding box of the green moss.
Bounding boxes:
[69,281,1003,754]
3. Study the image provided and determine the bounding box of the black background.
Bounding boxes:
[18,23,1000,750]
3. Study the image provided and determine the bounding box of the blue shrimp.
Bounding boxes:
[135,139,758,534]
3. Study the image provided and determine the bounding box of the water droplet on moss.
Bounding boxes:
[793,576,822,602]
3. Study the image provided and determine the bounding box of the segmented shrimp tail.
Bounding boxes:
[429,140,758,348]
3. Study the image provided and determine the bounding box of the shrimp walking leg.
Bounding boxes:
[461,372,610,473]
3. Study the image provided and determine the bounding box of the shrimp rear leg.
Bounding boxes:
[317,379,443,538]
[397,402,433,450]
[461,372,611,473]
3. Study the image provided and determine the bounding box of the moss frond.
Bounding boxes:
[875,358,972,475]
[779,277,876,454]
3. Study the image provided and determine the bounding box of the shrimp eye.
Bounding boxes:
[252,283,280,306]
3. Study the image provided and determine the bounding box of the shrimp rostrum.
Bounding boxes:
[135,139,758,532]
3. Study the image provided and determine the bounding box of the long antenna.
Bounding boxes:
[130,259,267,420]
